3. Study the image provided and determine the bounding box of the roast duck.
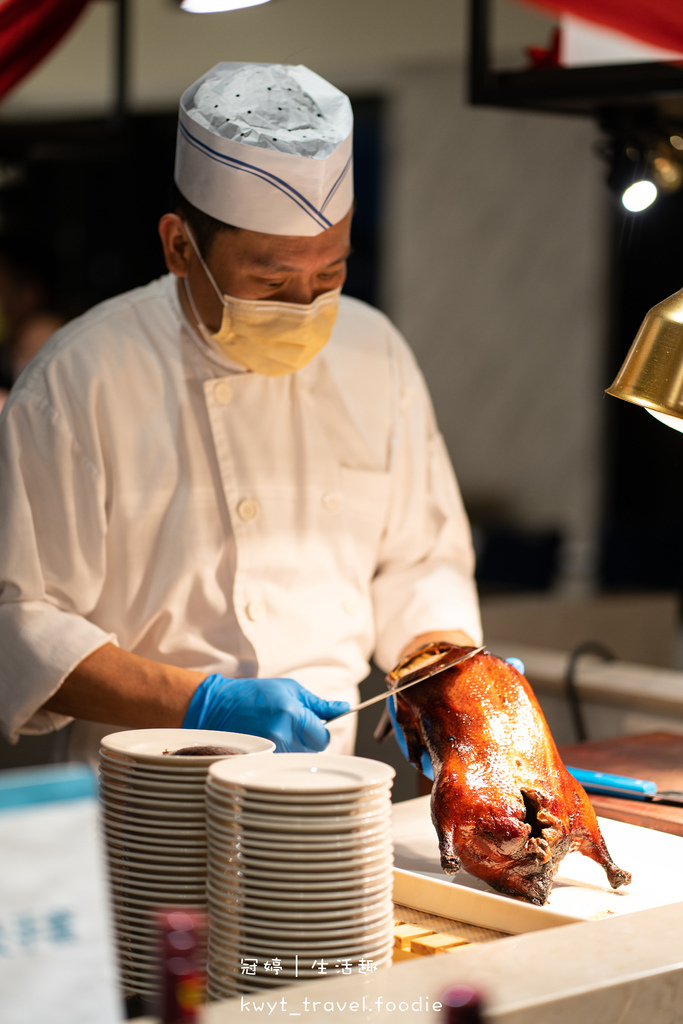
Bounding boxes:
[384,642,631,905]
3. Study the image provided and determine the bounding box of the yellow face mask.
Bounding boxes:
[183,225,339,377]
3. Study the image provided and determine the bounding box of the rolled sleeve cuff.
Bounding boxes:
[0,601,117,742]
[372,564,482,674]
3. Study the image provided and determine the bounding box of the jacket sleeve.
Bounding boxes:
[371,330,482,673]
[0,386,116,742]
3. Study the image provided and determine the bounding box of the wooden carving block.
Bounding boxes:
[410,933,470,955]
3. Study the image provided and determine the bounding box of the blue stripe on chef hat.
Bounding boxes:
[177,119,334,231]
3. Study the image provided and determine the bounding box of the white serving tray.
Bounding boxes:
[392,795,683,933]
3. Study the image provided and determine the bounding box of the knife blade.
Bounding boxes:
[566,765,683,806]
[331,645,487,721]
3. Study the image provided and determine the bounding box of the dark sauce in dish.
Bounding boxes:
[163,745,241,756]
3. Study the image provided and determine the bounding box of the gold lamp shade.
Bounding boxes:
[606,286,683,422]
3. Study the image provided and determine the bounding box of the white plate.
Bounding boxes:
[221,917,390,942]
[221,782,393,807]
[207,868,392,895]
[205,797,391,820]
[207,877,393,905]
[205,823,393,847]
[100,750,215,778]
[206,836,392,864]
[207,849,392,876]
[205,817,388,843]
[110,879,207,899]
[99,753,211,781]
[106,852,206,871]
[103,812,204,835]
[208,753,395,794]
[102,813,205,838]
[220,919,391,944]
[205,786,391,817]
[207,896,393,926]
[99,769,207,794]
[207,885,394,914]
[113,916,157,936]
[114,904,192,925]
[205,808,390,835]
[209,861,391,885]
[113,895,207,914]
[207,900,391,934]
[101,729,275,765]
[109,876,206,896]
[100,799,205,821]
[107,857,206,876]
[103,830,207,853]
[208,924,392,956]
[100,785,206,812]
[110,870,205,891]
[205,796,390,822]
[109,863,205,880]
[206,881,393,913]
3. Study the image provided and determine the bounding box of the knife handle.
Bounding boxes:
[566,765,657,800]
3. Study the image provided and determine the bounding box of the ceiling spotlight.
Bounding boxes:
[179,0,272,11]
[621,180,657,212]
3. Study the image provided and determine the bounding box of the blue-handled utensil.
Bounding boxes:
[566,765,683,806]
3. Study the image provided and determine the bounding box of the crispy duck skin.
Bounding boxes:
[389,642,631,905]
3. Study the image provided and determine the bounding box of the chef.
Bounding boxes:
[0,62,481,763]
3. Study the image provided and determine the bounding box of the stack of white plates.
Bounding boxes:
[99,728,275,1000]
[205,753,395,1000]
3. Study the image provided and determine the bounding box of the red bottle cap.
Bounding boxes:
[441,985,484,1023]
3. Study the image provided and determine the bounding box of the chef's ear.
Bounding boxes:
[158,214,192,278]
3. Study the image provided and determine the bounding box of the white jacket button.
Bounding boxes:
[322,491,342,512]
[237,499,260,522]
[246,600,265,621]
[213,381,233,405]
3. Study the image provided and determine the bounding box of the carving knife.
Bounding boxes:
[331,645,487,721]
[566,766,683,806]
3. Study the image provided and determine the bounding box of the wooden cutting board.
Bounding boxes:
[559,731,683,837]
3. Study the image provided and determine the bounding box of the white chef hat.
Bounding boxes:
[175,62,354,236]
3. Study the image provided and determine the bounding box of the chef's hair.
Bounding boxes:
[168,182,238,258]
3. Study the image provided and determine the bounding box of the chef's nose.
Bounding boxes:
[278,277,322,305]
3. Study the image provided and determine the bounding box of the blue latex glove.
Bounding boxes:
[389,656,526,780]
[183,674,350,754]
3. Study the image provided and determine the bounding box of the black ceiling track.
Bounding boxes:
[469,0,683,118]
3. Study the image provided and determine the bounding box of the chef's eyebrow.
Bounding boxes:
[249,246,353,273]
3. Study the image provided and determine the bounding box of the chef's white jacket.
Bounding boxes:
[0,275,481,758]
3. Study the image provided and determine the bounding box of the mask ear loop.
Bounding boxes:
[182,221,226,306]
[181,275,210,339]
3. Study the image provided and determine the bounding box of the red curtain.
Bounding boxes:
[525,0,683,55]
[0,0,92,102]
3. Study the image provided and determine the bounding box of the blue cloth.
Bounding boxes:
[389,656,526,780]
[183,674,350,753]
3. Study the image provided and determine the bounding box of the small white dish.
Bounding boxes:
[101,729,275,766]
[208,753,394,794]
